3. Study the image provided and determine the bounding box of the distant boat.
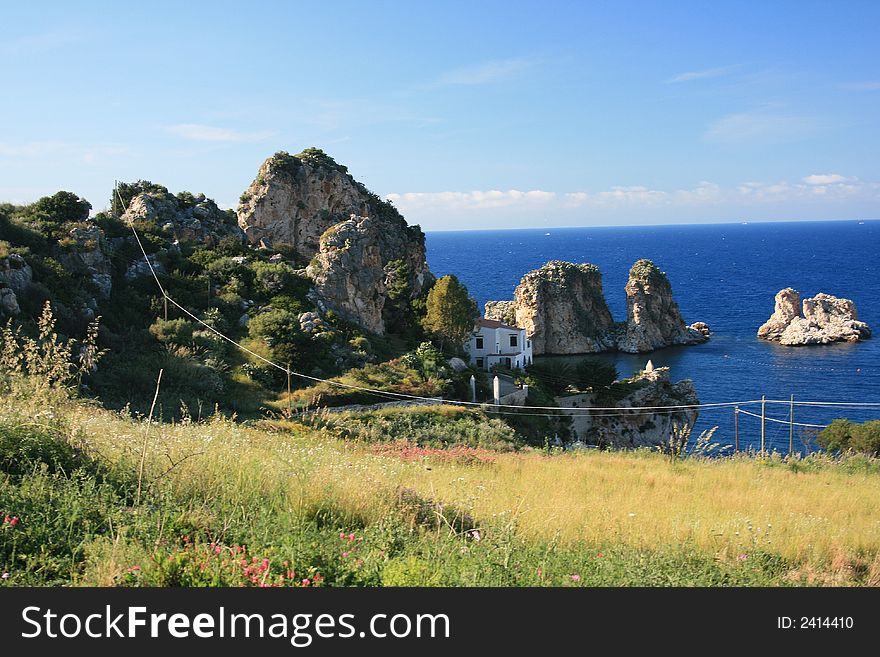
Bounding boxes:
[545,232,551,236]
[858,221,865,225]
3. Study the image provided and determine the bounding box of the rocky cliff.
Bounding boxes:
[556,366,699,448]
[485,258,707,355]
[617,259,708,353]
[505,261,616,355]
[239,149,431,334]
[758,289,871,345]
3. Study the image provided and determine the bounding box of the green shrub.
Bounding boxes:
[149,318,194,346]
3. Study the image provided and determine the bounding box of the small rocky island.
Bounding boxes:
[757,288,872,346]
[485,258,709,355]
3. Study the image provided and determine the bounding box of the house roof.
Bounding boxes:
[476,317,520,331]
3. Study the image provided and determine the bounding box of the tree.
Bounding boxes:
[573,358,617,391]
[421,275,478,352]
[817,419,855,452]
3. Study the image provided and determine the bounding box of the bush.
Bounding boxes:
[252,261,295,295]
[149,318,194,346]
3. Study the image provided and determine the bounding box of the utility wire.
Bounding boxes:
[736,407,829,429]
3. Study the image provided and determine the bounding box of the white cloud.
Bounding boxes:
[802,173,852,185]
[386,189,556,212]
[665,66,735,83]
[704,110,818,144]
[431,57,534,87]
[387,177,880,215]
[166,124,275,143]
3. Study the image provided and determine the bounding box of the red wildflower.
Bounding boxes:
[302,578,311,587]
[261,558,270,572]
[8,517,18,528]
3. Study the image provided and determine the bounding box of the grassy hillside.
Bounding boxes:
[2,374,879,587]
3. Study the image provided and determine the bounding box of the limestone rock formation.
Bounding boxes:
[0,287,19,317]
[483,300,516,326]
[306,214,430,334]
[237,149,374,257]
[123,191,243,247]
[758,289,871,345]
[756,287,801,340]
[0,254,33,294]
[557,366,699,448]
[57,225,114,299]
[240,149,432,335]
[507,261,616,355]
[617,259,708,353]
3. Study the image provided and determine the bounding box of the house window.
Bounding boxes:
[476,358,484,369]
[475,336,484,349]
[509,335,518,348]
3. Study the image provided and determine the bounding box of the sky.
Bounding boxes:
[1,0,879,230]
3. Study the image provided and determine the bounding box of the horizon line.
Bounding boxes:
[422,217,879,233]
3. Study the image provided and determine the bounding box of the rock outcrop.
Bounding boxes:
[123,191,243,247]
[485,258,706,355]
[758,289,871,345]
[504,261,616,355]
[483,300,516,326]
[756,287,801,341]
[617,259,708,353]
[237,149,374,257]
[241,149,432,335]
[557,366,699,448]
[0,254,33,294]
[57,225,114,299]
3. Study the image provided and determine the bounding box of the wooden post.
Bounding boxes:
[287,364,292,417]
[760,395,766,456]
[734,406,739,453]
[164,296,168,321]
[789,394,794,456]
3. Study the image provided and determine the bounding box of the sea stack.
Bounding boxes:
[617,259,709,353]
[489,261,616,355]
[758,289,871,345]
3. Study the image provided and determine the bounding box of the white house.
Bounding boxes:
[464,318,534,371]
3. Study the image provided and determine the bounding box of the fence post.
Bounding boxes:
[287,364,292,417]
[470,374,476,403]
[789,394,794,456]
[760,395,766,456]
[734,406,739,453]
[493,376,500,405]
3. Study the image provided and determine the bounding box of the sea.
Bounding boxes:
[425,220,880,453]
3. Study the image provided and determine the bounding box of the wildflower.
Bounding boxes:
[339,532,346,540]
[570,574,581,582]
[8,517,18,528]
[261,558,270,572]
[342,552,349,559]
[302,578,311,587]
[348,533,355,541]
[2,572,10,579]
[597,553,603,558]
[127,566,141,572]
[214,545,222,555]
[738,553,748,561]
[536,568,543,578]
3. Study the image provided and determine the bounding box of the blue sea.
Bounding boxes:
[425,220,880,453]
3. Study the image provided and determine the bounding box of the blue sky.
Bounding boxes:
[2,0,879,230]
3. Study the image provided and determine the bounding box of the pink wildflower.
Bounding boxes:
[570,574,581,582]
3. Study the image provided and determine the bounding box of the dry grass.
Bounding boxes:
[8,386,880,580]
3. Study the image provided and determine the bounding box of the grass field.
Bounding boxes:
[2,379,879,586]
